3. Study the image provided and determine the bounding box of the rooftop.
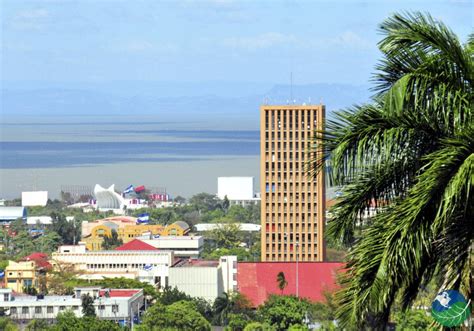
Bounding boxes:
[98,289,141,298]
[115,239,158,251]
[21,252,52,270]
[174,259,219,268]
[237,262,344,307]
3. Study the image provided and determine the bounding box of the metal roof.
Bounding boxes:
[237,262,344,307]
[0,207,27,221]
[172,221,190,231]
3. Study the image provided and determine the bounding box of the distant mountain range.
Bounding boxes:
[2,82,372,122]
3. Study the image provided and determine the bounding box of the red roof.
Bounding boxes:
[237,262,344,307]
[99,289,141,298]
[21,252,52,270]
[115,239,158,251]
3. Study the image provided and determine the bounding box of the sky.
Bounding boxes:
[1,0,472,87]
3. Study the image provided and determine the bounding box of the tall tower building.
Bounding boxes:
[260,105,325,262]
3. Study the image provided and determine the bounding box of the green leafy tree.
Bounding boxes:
[47,262,82,295]
[310,12,473,328]
[190,193,222,213]
[174,195,186,204]
[225,313,251,331]
[258,295,311,331]
[201,209,226,223]
[393,309,431,330]
[139,300,211,331]
[222,196,230,212]
[202,247,253,261]
[50,212,81,245]
[81,293,96,317]
[50,310,123,331]
[243,322,275,331]
[287,325,308,331]
[157,286,192,305]
[276,272,288,294]
[206,223,243,249]
[25,319,49,331]
[37,231,62,254]
[101,229,123,250]
[213,292,233,325]
[213,292,254,326]
[0,317,19,331]
[23,286,38,295]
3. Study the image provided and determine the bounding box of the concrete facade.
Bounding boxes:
[0,287,143,325]
[52,245,173,286]
[140,236,203,258]
[260,105,326,262]
[21,191,48,207]
[168,256,237,302]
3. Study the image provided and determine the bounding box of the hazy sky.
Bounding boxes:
[1,0,472,86]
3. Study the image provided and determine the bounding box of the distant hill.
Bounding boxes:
[1,82,371,122]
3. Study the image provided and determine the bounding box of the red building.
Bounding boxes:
[237,262,343,307]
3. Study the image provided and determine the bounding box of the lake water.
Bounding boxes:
[0,116,261,199]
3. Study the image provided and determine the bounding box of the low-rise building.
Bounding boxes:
[81,217,191,251]
[4,261,38,293]
[21,191,48,207]
[4,253,51,293]
[237,262,344,307]
[169,256,237,302]
[0,207,27,223]
[138,236,203,258]
[26,216,53,226]
[217,177,260,206]
[195,223,261,232]
[0,287,143,325]
[52,244,173,287]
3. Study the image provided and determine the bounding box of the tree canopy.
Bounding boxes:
[138,300,211,331]
[257,295,311,331]
[311,12,473,328]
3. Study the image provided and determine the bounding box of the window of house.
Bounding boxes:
[10,307,17,314]
[99,305,105,310]
[4,294,9,301]
[22,307,29,314]
[35,307,42,314]
[47,306,53,314]
[112,305,119,313]
[59,306,66,311]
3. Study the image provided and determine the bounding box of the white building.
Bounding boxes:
[52,244,173,287]
[22,191,48,207]
[0,207,27,222]
[0,287,143,325]
[217,177,260,206]
[93,184,126,212]
[27,216,53,226]
[195,223,261,232]
[169,256,237,302]
[136,235,204,258]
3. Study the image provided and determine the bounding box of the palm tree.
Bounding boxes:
[213,292,234,326]
[276,271,288,294]
[310,12,472,328]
